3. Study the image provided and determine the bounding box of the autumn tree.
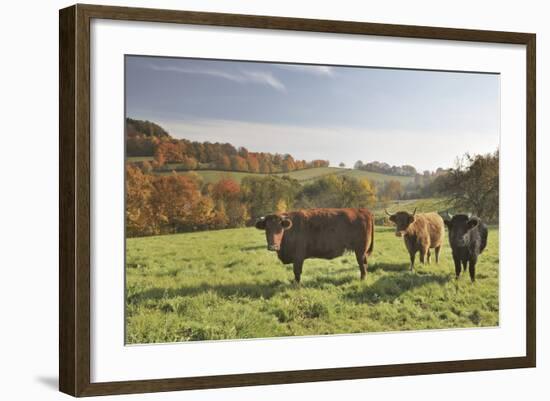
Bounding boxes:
[154,142,186,165]
[212,178,241,201]
[181,155,198,170]
[125,164,155,236]
[149,174,202,233]
[190,196,218,230]
[230,155,249,172]
[380,180,404,201]
[247,154,260,173]
[238,146,249,159]
[211,178,248,227]
[216,155,231,171]
[259,158,271,174]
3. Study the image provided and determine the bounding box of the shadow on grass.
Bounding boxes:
[129,280,290,303]
[240,245,266,252]
[129,266,451,306]
[369,262,410,273]
[304,274,356,288]
[130,272,357,303]
[345,273,452,304]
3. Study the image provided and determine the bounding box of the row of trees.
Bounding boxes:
[353,160,418,177]
[353,160,449,198]
[126,118,329,174]
[126,165,248,237]
[153,140,330,173]
[126,164,378,237]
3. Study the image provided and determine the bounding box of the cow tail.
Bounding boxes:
[367,224,374,256]
[480,224,488,254]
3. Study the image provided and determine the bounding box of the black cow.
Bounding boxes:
[444,214,488,282]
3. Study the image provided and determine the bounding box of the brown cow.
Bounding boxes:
[385,208,444,271]
[255,208,374,283]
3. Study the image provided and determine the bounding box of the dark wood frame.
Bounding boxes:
[59,3,536,397]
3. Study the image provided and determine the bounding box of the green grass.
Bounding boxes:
[332,168,414,185]
[155,169,257,184]
[126,224,499,344]
[154,167,416,185]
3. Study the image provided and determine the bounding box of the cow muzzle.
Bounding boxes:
[267,244,280,251]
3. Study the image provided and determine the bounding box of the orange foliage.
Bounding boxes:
[212,178,241,201]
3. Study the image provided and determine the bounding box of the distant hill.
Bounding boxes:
[127,118,170,138]
[154,166,416,186]
[126,118,329,172]
[125,118,425,184]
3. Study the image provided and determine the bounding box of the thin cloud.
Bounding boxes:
[148,64,286,92]
[278,64,335,77]
[241,70,286,92]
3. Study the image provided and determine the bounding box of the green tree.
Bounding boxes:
[435,151,499,222]
[241,175,301,218]
[299,175,377,208]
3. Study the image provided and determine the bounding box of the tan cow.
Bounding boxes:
[385,208,444,271]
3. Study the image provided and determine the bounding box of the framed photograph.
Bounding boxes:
[59,4,536,397]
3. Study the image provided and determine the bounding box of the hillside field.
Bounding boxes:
[126,224,499,344]
[152,166,416,185]
[374,198,453,217]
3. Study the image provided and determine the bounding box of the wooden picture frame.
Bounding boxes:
[59,3,536,397]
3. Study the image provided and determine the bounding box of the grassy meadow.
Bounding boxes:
[146,165,416,186]
[126,222,499,344]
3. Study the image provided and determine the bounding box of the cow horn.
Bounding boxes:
[447,211,453,219]
[412,207,417,216]
[384,209,392,217]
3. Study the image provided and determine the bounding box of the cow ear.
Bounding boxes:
[467,219,478,230]
[389,215,395,223]
[281,219,293,230]
[444,219,451,228]
[255,218,266,230]
[408,214,416,224]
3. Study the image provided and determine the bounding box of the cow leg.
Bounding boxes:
[427,249,432,265]
[468,256,477,282]
[419,247,428,265]
[453,253,462,279]
[435,246,441,264]
[363,254,369,280]
[409,251,416,272]
[355,250,367,280]
[293,260,303,284]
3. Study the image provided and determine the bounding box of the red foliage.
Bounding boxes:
[212,178,241,201]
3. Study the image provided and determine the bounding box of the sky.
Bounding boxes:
[125,55,500,172]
